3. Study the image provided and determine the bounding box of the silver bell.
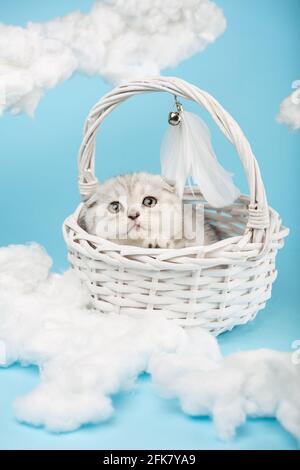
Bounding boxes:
[168,111,181,126]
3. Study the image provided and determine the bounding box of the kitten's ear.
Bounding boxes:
[84,184,101,208]
[162,177,177,193]
[86,199,97,208]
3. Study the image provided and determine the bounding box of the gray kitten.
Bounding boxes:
[79,172,218,248]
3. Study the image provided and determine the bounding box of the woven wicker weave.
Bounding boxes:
[63,77,288,335]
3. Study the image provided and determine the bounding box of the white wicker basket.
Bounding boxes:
[63,76,288,335]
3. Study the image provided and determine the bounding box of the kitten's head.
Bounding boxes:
[79,172,183,245]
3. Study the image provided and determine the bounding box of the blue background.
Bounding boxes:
[0,0,299,450]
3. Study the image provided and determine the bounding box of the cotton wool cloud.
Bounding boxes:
[0,0,226,116]
[0,243,299,443]
[277,81,300,131]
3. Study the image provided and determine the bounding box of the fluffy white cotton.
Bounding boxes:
[0,243,299,442]
[0,243,186,431]
[150,346,300,442]
[0,243,51,293]
[0,0,226,116]
[277,81,300,131]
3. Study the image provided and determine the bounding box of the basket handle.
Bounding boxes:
[78,76,269,232]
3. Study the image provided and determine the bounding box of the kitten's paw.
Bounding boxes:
[143,239,173,249]
[141,239,158,249]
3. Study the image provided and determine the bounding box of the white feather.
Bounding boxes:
[160,111,240,207]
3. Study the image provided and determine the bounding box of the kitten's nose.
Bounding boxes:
[128,210,140,220]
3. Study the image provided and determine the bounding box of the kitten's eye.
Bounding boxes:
[108,201,121,213]
[142,196,157,208]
